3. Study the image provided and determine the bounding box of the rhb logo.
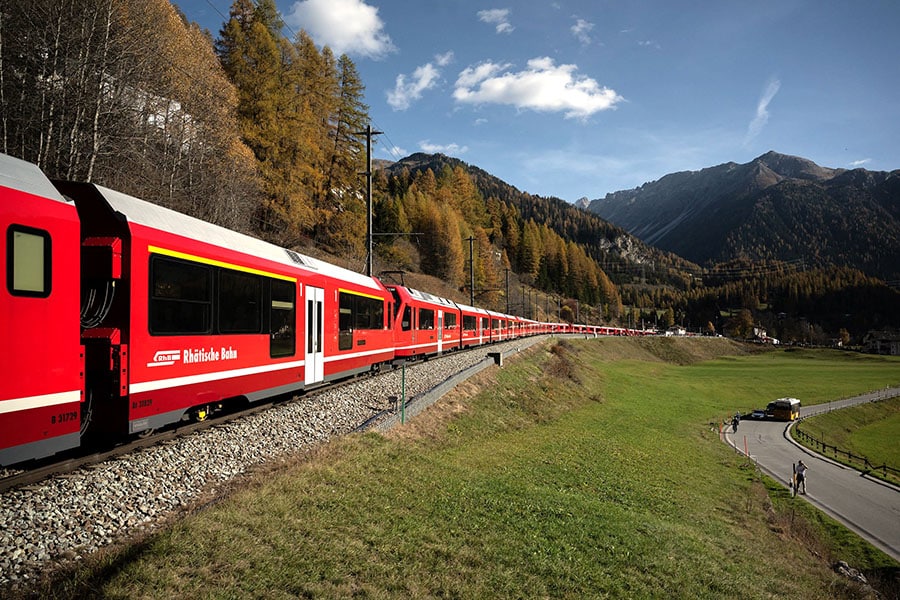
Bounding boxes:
[148,350,181,367]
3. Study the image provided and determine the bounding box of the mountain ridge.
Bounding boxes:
[586,151,900,281]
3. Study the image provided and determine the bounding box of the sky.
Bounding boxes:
[175,0,900,202]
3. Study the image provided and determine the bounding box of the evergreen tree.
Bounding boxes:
[218,0,315,242]
[519,220,542,281]
[475,227,501,305]
[324,53,368,208]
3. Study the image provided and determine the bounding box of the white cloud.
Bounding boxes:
[455,61,510,89]
[286,0,395,58]
[849,158,871,168]
[419,141,469,155]
[386,51,454,111]
[381,144,408,158]
[478,8,514,34]
[745,78,781,145]
[453,57,624,119]
[387,63,440,110]
[434,51,455,67]
[571,18,594,46]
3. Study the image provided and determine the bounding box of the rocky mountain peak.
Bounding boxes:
[752,151,840,182]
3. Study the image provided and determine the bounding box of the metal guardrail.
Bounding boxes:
[367,336,548,433]
[792,423,900,479]
[793,387,900,481]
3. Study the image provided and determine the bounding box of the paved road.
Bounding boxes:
[723,387,900,562]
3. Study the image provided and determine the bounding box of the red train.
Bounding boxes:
[1,152,653,466]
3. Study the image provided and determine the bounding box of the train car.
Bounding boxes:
[386,285,460,359]
[485,310,510,343]
[56,181,396,439]
[507,314,525,339]
[457,302,489,348]
[1,154,84,466]
[520,318,535,336]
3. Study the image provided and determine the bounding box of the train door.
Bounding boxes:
[305,286,324,385]
[437,310,443,355]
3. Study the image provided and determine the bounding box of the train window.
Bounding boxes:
[149,256,211,334]
[355,296,383,330]
[463,315,476,331]
[418,308,435,330]
[339,291,385,350]
[270,280,295,357]
[343,291,385,330]
[445,313,457,329]
[7,225,51,297]
[401,306,412,331]
[219,270,262,334]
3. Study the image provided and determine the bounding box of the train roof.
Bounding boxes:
[89,183,385,293]
[455,302,489,315]
[0,153,68,204]
[396,285,457,309]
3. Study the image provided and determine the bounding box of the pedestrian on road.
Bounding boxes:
[796,460,808,494]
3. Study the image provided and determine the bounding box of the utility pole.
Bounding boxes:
[467,236,475,306]
[505,269,510,314]
[356,124,382,277]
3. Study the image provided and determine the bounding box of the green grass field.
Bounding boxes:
[28,338,900,599]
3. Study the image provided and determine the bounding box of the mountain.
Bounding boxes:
[586,151,900,281]
[380,153,699,287]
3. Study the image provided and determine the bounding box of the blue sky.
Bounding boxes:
[175,0,900,202]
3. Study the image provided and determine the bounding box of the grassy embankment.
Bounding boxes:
[29,338,900,599]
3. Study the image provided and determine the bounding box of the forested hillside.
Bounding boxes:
[372,156,625,318]
[1,0,369,254]
[2,0,258,230]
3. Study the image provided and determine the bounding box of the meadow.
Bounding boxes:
[28,338,900,599]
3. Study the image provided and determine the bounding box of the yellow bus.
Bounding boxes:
[766,397,801,421]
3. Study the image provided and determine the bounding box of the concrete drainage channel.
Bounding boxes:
[366,336,545,433]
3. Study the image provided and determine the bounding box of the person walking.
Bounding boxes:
[796,460,808,494]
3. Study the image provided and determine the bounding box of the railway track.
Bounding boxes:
[0,358,403,495]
